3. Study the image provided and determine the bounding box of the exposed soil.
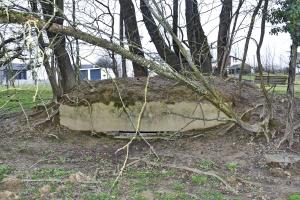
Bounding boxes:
[1,78,300,199]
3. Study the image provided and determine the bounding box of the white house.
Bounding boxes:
[0,63,48,86]
[79,64,115,80]
[212,55,253,75]
[0,62,114,86]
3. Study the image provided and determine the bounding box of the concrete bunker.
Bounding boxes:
[59,77,238,134]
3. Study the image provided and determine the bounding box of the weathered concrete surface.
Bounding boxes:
[60,101,229,132]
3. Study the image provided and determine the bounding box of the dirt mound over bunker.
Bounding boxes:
[60,76,262,133]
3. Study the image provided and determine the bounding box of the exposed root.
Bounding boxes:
[20,179,100,184]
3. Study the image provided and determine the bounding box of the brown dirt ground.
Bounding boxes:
[0,78,300,199]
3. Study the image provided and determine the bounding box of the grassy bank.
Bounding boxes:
[0,84,52,114]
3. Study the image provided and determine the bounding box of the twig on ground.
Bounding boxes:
[18,100,31,129]
[111,76,153,191]
[20,179,100,184]
[29,159,48,169]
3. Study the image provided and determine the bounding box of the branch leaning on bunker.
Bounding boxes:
[0,8,270,135]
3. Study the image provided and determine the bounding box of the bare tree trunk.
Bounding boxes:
[185,0,212,73]
[220,0,244,77]
[215,0,232,76]
[119,0,148,77]
[119,9,127,78]
[238,0,263,84]
[256,0,272,143]
[172,0,180,57]
[40,0,76,93]
[29,0,63,99]
[256,0,270,105]
[72,0,80,83]
[140,0,182,72]
[282,41,298,146]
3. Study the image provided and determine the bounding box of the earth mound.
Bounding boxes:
[60,76,263,134]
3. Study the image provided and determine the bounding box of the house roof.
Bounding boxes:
[0,63,26,71]
[80,64,94,69]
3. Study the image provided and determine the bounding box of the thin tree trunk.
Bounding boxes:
[119,9,127,78]
[72,0,80,83]
[221,0,244,77]
[256,0,271,143]
[172,0,180,57]
[238,0,263,84]
[256,0,270,106]
[119,0,148,77]
[41,0,76,93]
[215,0,232,76]
[282,41,298,146]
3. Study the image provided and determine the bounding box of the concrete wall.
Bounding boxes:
[60,101,229,133]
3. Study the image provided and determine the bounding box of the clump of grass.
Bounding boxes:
[31,168,73,179]
[289,194,300,200]
[85,192,118,200]
[191,175,208,185]
[225,162,238,172]
[198,160,215,169]
[0,164,12,181]
[200,191,225,200]
[171,181,185,191]
[155,192,195,200]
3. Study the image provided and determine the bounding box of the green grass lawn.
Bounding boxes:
[0,84,52,114]
[232,74,300,98]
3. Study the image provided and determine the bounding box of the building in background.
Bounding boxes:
[0,63,48,86]
[0,62,115,86]
[212,55,253,75]
[79,64,115,80]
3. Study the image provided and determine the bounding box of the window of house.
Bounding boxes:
[80,69,88,80]
[90,69,101,80]
[14,70,27,80]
